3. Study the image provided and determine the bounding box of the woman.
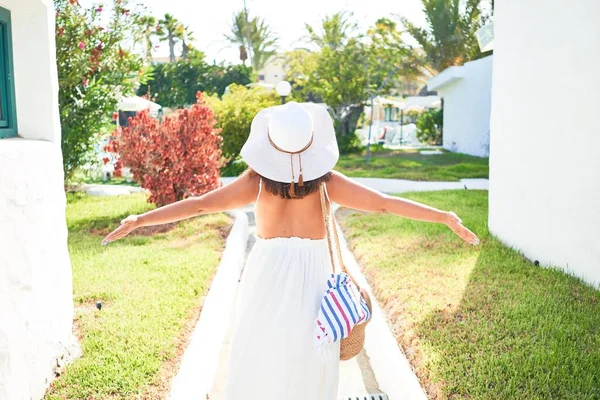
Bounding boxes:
[103,102,479,399]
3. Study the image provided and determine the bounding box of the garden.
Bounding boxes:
[48,0,599,399]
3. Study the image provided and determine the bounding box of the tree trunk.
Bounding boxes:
[333,104,364,153]
[145,31,153,61]
[168,32,175,62]
[181,40,188,59]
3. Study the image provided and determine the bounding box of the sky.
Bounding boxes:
[82,0,428,64]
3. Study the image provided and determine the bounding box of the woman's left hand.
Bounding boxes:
[102,215,141,246]
[444,212,480,246]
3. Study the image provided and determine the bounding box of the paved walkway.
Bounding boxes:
[83,178,488,197]
[220,177,488,194]
[82,183,146,196]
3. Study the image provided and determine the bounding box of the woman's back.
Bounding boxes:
[253,174,328,240]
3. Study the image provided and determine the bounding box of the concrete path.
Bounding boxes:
[169,212,248,400]
[83,177,488,198]
[221,177,488,194]
[82,183,146,197]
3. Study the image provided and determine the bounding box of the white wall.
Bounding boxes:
[3,0,62,142]
[0,1,78,399]
[436,56,493,157]
[489,0,600,287]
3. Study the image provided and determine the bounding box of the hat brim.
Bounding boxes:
[240,103,339,183]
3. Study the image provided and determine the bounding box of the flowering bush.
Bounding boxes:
[105,93,223,206]
[55,0,149,181]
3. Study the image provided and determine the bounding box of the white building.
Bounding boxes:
[489,0,600,287]
[0,1,79,399]
[428,55,493,157]
[257,54,286,86]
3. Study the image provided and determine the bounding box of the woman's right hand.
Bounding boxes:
[102,215,141,246]
[444,211,480,246]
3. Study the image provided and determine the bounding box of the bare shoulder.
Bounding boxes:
[233,169,260,194]
[211,169,259,200]
[326,170,385,210]
[325,170,353,200]
[198,169,259,211]
[327,170,351,189]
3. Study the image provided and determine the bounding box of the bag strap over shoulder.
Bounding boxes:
[319,182,346,275]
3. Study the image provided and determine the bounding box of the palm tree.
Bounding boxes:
[138,15,156,61]
[225,9,252,65]
[158,13,184,62]
[248,18,278,71]
[224,9,278,71]
[304,11,358,51]
[180,25,195,59]
[401,0,483,73]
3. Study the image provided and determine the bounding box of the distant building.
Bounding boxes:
[428,55,493,157]
[152,56,181,64]
[257,54,287,86]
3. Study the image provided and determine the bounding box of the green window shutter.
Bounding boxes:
[0,6,17,138]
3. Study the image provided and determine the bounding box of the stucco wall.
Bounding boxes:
[489,0,600,287]
[436,56,493,157]
[0,0,78,399]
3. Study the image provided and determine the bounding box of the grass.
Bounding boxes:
[335,148,489,181]
[45,193,230,399]
[338,191,600,400]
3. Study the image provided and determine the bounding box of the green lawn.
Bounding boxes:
[338,191,600,400]
[335,148,489,181]
[45,193,230,400]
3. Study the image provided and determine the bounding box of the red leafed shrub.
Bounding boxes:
[106,93,223,206]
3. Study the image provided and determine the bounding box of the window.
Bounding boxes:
[384,107,391,122]
[0,6,17,138]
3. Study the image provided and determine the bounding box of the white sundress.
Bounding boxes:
[224,180,340,400]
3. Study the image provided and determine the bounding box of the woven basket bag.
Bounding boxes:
[319,182,373,361]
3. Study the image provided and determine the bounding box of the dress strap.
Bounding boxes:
[256,177,263,204]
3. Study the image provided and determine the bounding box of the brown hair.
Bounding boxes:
[248,168,332,200]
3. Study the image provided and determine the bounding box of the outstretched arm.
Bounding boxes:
[327,171,479,245]
[102,171,258,245]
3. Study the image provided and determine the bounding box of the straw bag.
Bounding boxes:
[318,182,372,361]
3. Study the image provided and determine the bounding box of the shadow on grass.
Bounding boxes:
[338,190,599,400]
[415,239,600,400]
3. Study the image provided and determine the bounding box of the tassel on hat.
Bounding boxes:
[288,154,296,197]
[287,153,305,197]
[298,154,304,187]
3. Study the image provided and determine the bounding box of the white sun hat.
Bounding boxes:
[241,101,339,189]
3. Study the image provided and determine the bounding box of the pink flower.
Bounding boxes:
[78,41,85,49]
[82,79,89,86]
[125,11,130,16]
[96,7,103,12]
